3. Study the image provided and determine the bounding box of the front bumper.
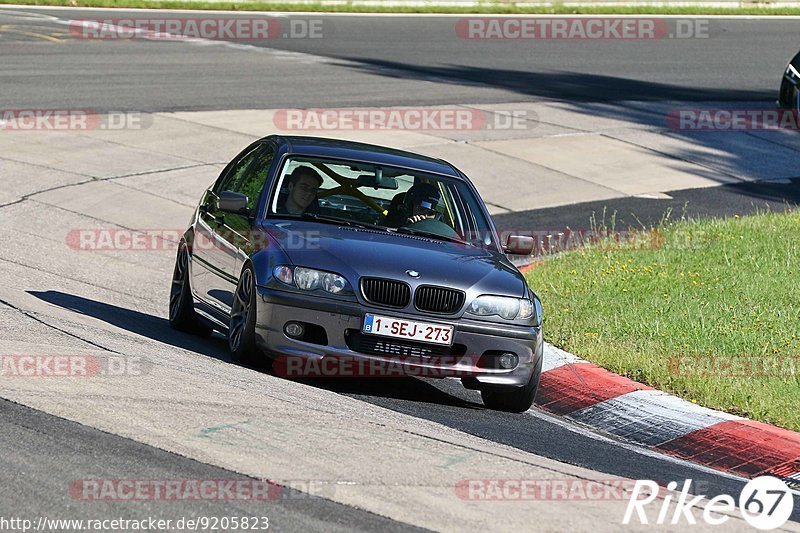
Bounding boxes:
[254,286,543,389]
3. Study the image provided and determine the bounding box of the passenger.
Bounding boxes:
[279,167,323,215]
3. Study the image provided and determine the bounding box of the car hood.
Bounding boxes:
[261,220,526,297]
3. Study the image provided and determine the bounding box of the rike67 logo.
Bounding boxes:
[624,477,795,529]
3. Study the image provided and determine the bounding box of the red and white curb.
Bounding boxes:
[536,343,800,490]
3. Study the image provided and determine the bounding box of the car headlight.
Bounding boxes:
[322,272,347,293]
[467,295,533,320]
[292,267,348,294]
[273,265,294,285]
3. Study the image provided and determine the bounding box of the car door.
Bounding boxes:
[223,143,277,279]
[192,143,268,314]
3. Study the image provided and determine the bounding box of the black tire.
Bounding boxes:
[229,264,260,366]
[779,78,794,109]
[481,359,542,413]
[169,241,212,337]
[779,65,800,110]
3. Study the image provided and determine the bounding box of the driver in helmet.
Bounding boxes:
[405,183,442,224]
[402,183,460,239]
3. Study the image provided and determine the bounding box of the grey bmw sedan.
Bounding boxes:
[170,135,543,412]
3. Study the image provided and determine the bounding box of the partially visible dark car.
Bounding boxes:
[169,135,543,412]
[778,50,800,110]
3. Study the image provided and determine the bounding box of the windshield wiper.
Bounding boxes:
[393,226,474,247]
[300,213,390,232]
[300,213,357,226]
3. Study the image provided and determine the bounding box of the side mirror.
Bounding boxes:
[218,190,249,214]
[504,234,534,255]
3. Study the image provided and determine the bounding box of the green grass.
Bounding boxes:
[5,0,800,15]
[524,210,800,431]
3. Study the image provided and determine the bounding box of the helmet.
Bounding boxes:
[406,183,442,214]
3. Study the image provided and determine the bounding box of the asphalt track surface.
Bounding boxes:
[0,398,422,532]
[1,6,800,530]
[0,9,799,111]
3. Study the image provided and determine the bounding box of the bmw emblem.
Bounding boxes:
[406,270,420,278]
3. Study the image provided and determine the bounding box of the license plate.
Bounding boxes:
[362,313,454,346]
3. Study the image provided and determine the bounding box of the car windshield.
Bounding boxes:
[267,156,498,249]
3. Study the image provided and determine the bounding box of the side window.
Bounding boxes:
[216,146,258,194]
[223,144,275,210]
